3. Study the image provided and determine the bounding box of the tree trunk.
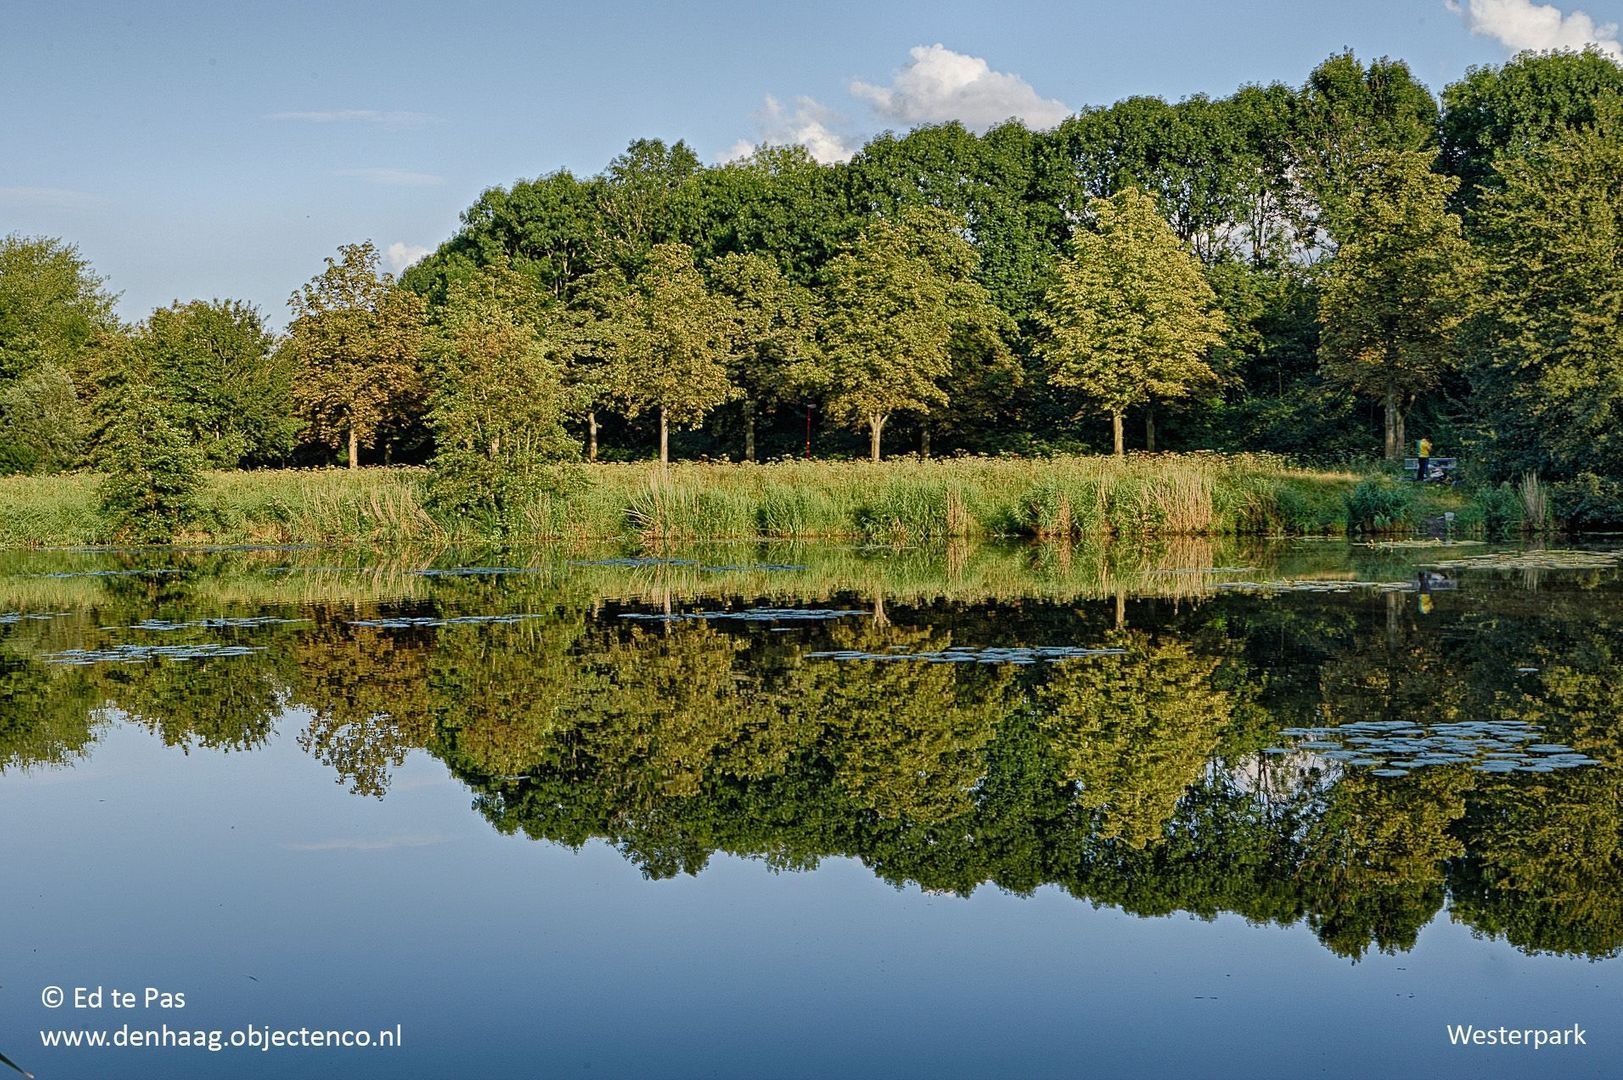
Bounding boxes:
[743,399,756,463]
[1145,406,1156,453]
[587,410,598,463]
[1383,388,1399,461]
[869,414,886,462]
[347,427,358,470]
[920,427,930,458]
[1395,406,1407,465]
[1111,411,1124,457]
[659,406,669,467]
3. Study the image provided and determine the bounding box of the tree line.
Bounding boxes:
[1,48,1619,524]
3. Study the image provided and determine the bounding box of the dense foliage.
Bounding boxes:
[0,47,1618,521]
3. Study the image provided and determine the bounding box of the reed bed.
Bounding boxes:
[0,455,1360,548]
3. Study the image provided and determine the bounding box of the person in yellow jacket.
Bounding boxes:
[1416,437,1432,483]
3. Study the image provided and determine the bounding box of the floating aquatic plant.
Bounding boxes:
[807,645,1129,664]
[1426,550,1622,571]
[24,568,185,580]
[121,617,311,631]
[620,607,865,624]
[348,613,555,629]
[1265,719,1600,776]
[45,643,265,664]
[0,611,71,624]
[415,566,548,578]
[1213,579,1418,594]
[568,557,698,568]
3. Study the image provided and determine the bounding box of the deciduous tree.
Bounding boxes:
[1317,152,1477,460]
[286,242,427,468]
[600,243,737,464]
[1037,187,1227,455]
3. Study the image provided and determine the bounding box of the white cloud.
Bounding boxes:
[727,95,855,164]
[1447,0,1623,61]
[385,242,432,273]
[849,44,1072,132]
[0,186,107,210]
[269,109,436,125]
[337,167,446,187]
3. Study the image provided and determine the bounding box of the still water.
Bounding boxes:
[3,539,1621,1079]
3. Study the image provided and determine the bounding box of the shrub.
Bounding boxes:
[1552,473,1623,530]
[97,382,203,543]
[1345,475,1418,533]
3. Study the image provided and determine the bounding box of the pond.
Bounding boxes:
[3,538,1621,1079]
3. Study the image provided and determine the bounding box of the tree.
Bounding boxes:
[818,207,994,461]
[427,270,576,525]
[1037,187,1227,455]
[599,243,737,464]
[286,242,427,468]
[1466,100,1623,479]
[404,169,603,307]
[709,252,820,461]
[0,235,119,473]
[1441,48,1623,213]
[132,299,295,466]
[96,374,204,544]
[592,139,704,276]
[0,234,119,383]
[688,145,858,285]
[1292,52,1439,244]
[0,363,83,473]
[1317,152,1477,460]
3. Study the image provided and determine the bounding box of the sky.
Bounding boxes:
[3,0,1620,326]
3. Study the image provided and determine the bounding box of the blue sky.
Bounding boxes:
[3,0,1619,325]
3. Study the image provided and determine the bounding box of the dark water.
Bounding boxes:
[3,540,1621,1079]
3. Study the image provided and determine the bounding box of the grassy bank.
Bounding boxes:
[0,454,1495,548]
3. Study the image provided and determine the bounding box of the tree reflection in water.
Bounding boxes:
[3,542,1622,961]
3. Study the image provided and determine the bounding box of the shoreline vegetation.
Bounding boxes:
[0,454,1543,549]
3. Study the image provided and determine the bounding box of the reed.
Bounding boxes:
[1,455,1371,548]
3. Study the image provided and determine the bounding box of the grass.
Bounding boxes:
[2,454,1373,548]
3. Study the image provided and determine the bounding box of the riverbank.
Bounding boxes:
[0,455,1477,547]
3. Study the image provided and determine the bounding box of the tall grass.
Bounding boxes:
[1520,472,1550,532]
[1,455,1366,548]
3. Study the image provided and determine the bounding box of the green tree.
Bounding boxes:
[1037,187,1227,455]
[0,362,83,473]
[132,299,294,466]
[1441,48,1623,213]
[1466,100,1623,479]
[1317,151,1477,460]
[592,138,704,276]
[600,243,737,464]
[689,145,857,285]
[710,252,820,460]
[0,235,119,473]
[818,207,995,461]
[0,234,119,383]
[286,241,428,468]
[404,169,603,307]
[427,270,576,525]
[96,374,204,544]
[1292,52,1439,243]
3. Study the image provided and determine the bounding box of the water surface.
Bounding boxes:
[3,539,1621,1078]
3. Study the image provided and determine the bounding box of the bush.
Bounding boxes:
[1459,484,1523,539]
[1345,475,1418,533]
[1552,473,1623,530]
[97,382,203,543]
